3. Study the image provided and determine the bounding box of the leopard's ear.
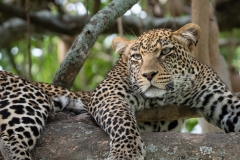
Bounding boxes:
[112,37,132,63]
[173,23,200,52]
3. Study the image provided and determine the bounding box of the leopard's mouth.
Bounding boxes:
[147,85,161,91]
[143,85,167,98]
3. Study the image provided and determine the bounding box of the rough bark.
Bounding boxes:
[136,105,200,122]
[19,112,240,160]
[135,90,239,122]
[208,4,221,76]
[194,1,223,133]
[191,0,210,66]
[51,0,139,89]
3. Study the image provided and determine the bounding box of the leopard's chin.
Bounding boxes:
[143,86,167,98]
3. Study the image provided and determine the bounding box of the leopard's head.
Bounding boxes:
[112,23,200,98]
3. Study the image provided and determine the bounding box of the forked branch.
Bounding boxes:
[52,0,139,89]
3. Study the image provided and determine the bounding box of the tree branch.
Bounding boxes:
[135,92,240,122]
[0,1,191,36]
[0,2,88,35]
[29,112,240,159]
[136,105,201,122]
[0,6,191,48]
[51,0,139,89]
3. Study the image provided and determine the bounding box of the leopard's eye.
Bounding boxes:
[161,48,171,55]
[131,54,142,60]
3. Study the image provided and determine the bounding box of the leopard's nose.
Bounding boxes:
[142,71,158,81]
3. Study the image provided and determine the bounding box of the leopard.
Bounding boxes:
[0,62,183,159]
[1,22,240,160]
[0,70,90,160]
[88,23,240,160]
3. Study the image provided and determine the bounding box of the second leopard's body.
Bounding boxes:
[0,59,180,160]
[0,71,89,160]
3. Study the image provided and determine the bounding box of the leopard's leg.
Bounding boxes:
[33,83,91,114]
[0,87,48,160]
[89,97,145,160]
[0,111,44,160]
[52,95,88,114]
[0,133,31,160]
[138,119,185,132]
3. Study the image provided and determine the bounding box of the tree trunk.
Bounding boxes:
[191,0,228,133]
[191,0,210,65]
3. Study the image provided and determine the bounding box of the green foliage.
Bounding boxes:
[219,28,240,70]
[0,33,120,91]
[74,34,119,91]
[185,118,198,132]
[0,36,59,83]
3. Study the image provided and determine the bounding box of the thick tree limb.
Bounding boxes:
[0,2,87,35]
[52,0,139,89]
[1,1,240,34]
[0,15,190,49]
[0,2,191,36]
[135,92,240,122]
[0,2,190,48]
[0,1,190,48]
[28,112,240,159]
[136,105,201,122]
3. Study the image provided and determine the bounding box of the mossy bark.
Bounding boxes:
[28,112,240,160]
[52,0,139,89]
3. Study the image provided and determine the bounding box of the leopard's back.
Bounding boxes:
[0,70,88,159]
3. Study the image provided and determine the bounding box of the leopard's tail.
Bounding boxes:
[0,133,31,160]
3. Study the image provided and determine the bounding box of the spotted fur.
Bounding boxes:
[120,23,240,133]
[2,23,240,160]
[89,23,240,159]
[0,71,88,160]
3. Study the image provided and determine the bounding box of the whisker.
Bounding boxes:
[123,22,137,37]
